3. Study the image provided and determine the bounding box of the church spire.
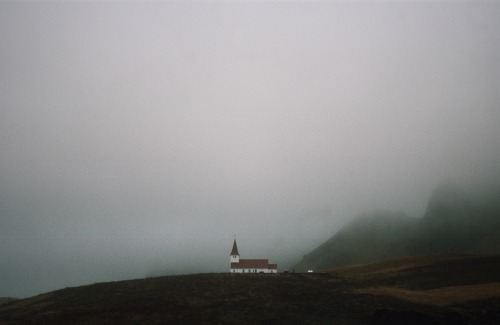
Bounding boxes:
[230,238,239,256]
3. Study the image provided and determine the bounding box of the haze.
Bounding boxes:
[1,1,499,298]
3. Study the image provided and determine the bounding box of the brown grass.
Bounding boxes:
[333,254,469,277]
[354,282,500,307]
[0,293,53,311]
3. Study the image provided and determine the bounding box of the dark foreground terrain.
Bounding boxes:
[0,300,17,307]
[1,254,499,324]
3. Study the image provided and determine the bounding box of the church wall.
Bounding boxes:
[229,268,277,274]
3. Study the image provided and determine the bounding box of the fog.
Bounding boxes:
[1,1,499,298]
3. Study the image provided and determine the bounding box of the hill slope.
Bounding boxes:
[295,210,417,271]
[295,182,500,271]
[0,298,18,306]
[1,255,499,324]
[411,183,500,255]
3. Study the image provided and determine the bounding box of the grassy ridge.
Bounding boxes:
[355,283,500,307]
[1,255,499,324]
[334,254,500,308]
[334,254,500,290]
[0,273,361,324]
[0,299,18,307]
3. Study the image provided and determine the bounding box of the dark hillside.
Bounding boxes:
[1,255,500,324]
[333,254,500,324]
[0,273,374,324]
[0,299,18,306]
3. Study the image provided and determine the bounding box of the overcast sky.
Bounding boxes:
[1,1,499,298]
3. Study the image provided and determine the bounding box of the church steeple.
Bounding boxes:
[230,238,240,263]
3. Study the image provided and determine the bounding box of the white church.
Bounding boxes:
[229,239,278,273]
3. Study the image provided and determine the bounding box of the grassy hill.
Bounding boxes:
[295,182,500,272]
[1,255,499,324]
[294,210,417,271]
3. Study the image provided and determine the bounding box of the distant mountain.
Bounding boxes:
[295,182,500,271]
[411,182,500,255]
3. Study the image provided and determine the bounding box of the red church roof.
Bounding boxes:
[231,259,270,269]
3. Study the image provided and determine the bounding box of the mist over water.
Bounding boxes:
[1,1,499,298]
